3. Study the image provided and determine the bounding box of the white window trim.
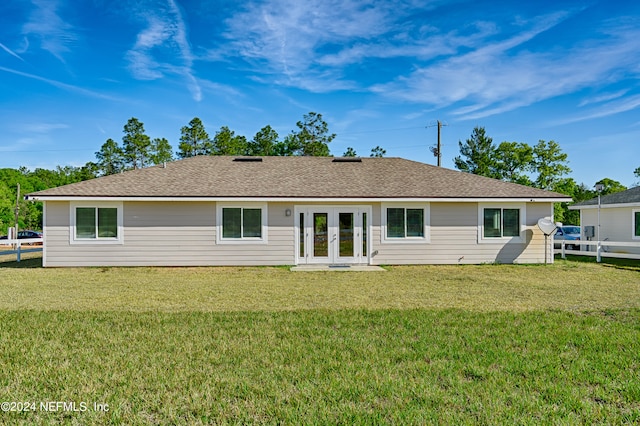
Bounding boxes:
[69,201,124,245]
[633,209,640,240]
[381,202,430,244]
[216,202,268,244]
[478,203,526,244]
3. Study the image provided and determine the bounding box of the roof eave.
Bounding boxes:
[27,195,572,203]
[570,202,640,210]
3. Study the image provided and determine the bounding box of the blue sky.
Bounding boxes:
[1,0,639,187]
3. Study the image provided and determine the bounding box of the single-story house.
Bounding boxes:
[569,186,640,255]
[26,156,570,267]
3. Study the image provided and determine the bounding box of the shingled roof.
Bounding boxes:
[571,185,640,207]
[28,156,569,200]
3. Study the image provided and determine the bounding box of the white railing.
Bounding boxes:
[554,240,640,262]
[0,238,43,262]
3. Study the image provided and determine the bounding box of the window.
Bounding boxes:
[70,202,123,244]
[634,210,640,239]
[382,204,429,242]
[362,212,367,256]
[217,204,267,243]
[483,208,520,238]
[479,204,524,242]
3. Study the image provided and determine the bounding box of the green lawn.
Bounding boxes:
[0,258,638,424]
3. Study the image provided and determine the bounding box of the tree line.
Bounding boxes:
[0,112,383,231]
[454,126,636,224]
[92,112,384,176]
[0,117,638,232]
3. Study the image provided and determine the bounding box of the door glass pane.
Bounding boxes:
[503,209,520,237]
[222,208,241,238]
[243,208,262,237]
[98,208,118,238]
[76,207,96,239]
[313,213,328,257]
[406,209,424,237]
[483,208,502,237]
[387,208,405,238]
[299,213,305,258]
[339,212,354,257]
[362,213,367,256]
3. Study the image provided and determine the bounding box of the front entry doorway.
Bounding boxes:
[296,206,370,265]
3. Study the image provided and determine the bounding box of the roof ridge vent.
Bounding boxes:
[233,157,263,162]
[332,157,362,163]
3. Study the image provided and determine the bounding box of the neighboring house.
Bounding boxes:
[26,156,570,267]
[570,186,640,255]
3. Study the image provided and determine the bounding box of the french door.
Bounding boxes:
[296,206,370,265]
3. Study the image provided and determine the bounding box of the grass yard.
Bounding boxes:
[0,257,638,424]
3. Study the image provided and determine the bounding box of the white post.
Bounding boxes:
[595,184,604,263]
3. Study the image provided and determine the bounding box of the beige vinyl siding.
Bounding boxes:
[370,202,551,265]
[580,207,640,254]
[43,201,295,267]
[43,200,554,267]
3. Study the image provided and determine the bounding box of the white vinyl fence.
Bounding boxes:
[0,238,43,262]
[554,240,640,262]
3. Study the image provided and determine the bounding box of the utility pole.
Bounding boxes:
[427,120,448,167]
[436,120,442,167]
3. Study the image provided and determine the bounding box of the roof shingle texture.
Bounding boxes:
[29,156,569,199]
[572,185,640,206]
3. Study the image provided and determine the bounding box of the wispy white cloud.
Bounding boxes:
[126,0,202,101]
[371,11,574,106]
[0,43,24,61]
[552,94,640,126]
[24,123,69,133]
[373,11,640,120]
[218,1,640,122]
[0,66,121,101]
[578,90,629,107]
[21,0,76,63]
[317,19,502,69]
[218,0,411,91]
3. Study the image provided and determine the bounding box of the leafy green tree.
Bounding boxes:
[551,179,598,225]
[212,126,248,155]
[594,178,627,195]
[150,138,173,165]
[177,117,212,158]
[493,141,533,185]
[78,162,99,181]
[633,167,640,187]
[532,140,571,191]
[290,112,335,156]
[272,135,301,156]
[0,181,13,232]
[247,125,280,156]
[370,146,386,158]
[454,127,498,178]
[122,117,151,169]
[0,165,96,231]
[552,178,578,224]
[343,147,357,157]
[95,138,125,176]
[29,168,64,190]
